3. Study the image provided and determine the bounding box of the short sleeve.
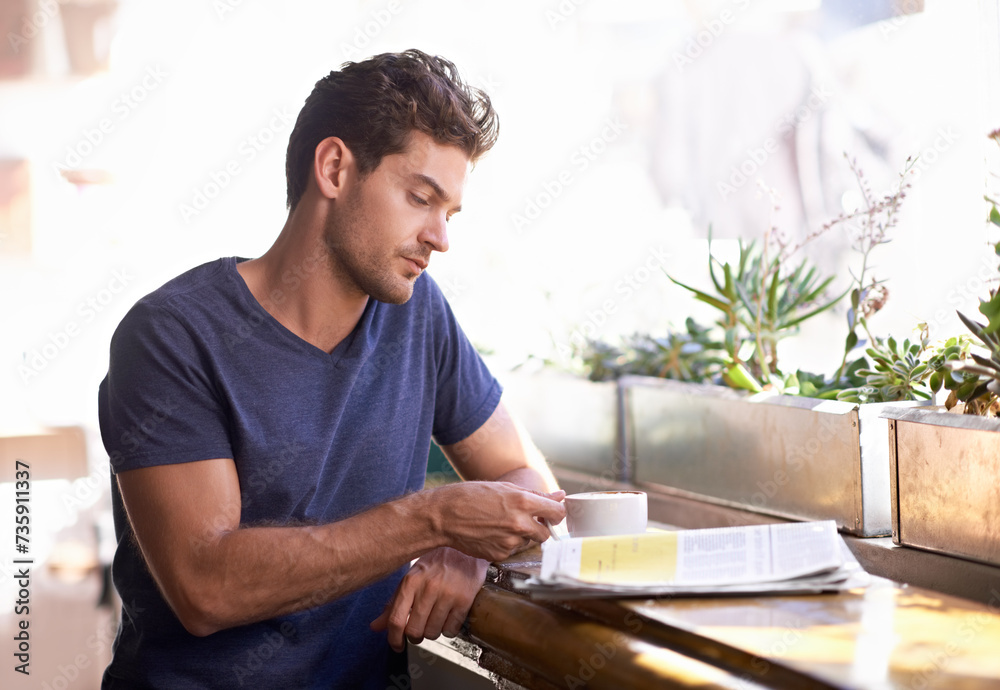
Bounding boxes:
[426,280,502,446]
[99,300,234,474]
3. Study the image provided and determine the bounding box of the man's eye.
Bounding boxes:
[411,193,429,206]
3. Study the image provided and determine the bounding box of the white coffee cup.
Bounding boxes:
[559,490,647,538]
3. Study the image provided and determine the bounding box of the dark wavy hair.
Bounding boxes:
[284,49,499,210]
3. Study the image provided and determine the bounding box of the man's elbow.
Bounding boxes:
[164,580,229,637]
[179,612,222,638]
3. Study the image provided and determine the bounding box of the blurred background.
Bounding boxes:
[1,0,998,686]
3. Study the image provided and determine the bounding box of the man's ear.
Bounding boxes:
[313,137,355,200]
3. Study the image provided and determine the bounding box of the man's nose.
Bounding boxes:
[421,214,449,253]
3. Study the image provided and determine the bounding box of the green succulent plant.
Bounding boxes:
[575,318,725,383]
[836,328,964,404]
[665,230,846,392]
[565,155,946,407]
[945,277,1000,416]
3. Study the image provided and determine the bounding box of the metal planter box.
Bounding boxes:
[885,407,1000,566]
[623,375,913,536]
[500,370,622,478]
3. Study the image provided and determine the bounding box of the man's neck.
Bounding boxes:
[236,210,368,354]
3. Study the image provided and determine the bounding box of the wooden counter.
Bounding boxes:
[418,544,1000,689]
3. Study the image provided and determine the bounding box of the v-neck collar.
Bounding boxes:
[226,256,379,368]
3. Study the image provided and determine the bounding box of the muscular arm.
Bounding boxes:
[371,397,564,650]
[442,396,559,492]
[117,443,563,637]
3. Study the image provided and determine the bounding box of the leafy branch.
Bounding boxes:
[820,154,917,383]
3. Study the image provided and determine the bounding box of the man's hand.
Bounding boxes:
[368,400,565,653]
[428,482,565,562]
[370,547,487,652]
[371,481,564,652]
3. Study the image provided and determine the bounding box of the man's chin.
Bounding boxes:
[371,279,416,305]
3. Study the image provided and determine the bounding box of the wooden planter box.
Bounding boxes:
[622,375,920,536]
[885,407,1000,566]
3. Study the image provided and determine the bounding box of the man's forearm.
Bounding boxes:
[169,491,443,636]
[211,424,560,632]
[120,458,563,638]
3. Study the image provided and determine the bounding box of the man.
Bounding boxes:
[98,49,566,688]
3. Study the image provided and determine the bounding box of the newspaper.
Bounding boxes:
[514,520,870,599]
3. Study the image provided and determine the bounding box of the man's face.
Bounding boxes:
[324,131,469,304]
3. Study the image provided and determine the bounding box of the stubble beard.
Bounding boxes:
[322,199,417,306]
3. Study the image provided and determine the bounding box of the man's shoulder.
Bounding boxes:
[113,257,238,343]
[139,257,233,308]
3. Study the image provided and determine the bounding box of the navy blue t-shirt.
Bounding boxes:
[97,257,502,689]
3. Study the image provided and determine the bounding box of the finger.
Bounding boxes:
[506,537,534,556]
[384,584,417,653]
[369,606,390,633]
[500,484,566,502]
[421,593,454,641]
[515,486,566,500]
[526,495,568,524]
[442,607,467,638]
[525,517,554,544]
[403,581,437,645]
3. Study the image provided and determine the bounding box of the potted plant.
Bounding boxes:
[884,319,1000,565]
[578,156,946,536]
[884,132,1000,563]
